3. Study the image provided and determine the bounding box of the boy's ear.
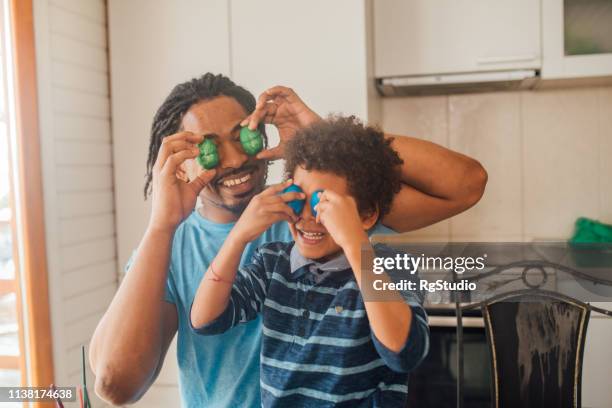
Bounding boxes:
[360,207,379,231]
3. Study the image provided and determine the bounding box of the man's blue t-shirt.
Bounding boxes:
[151,210,394,408]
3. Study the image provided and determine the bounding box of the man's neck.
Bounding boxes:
[198,200,241,224]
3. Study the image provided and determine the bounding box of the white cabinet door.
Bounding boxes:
[230,0,372,119]
[230,0,378,183]
[374,0,542,77]
[542,0,612,79]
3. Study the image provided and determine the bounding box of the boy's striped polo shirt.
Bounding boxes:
[191,241,429,407]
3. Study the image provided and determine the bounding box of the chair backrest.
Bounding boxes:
[482,291,590,408]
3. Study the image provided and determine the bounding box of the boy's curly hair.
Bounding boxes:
[284,116,403,219]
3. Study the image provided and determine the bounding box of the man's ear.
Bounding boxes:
[360,207,380,231]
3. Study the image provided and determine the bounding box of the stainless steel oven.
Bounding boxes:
[406,306,491,408]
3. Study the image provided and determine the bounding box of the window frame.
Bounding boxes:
[2,0,55,390]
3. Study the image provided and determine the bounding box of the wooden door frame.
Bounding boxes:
[8,0,55,389]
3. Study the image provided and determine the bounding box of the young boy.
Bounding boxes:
[190,117,429,407]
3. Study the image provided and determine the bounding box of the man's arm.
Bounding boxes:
[89,229,178,405]
[89,131,213,405]
[382,134,488,232]
[242,86,487,233]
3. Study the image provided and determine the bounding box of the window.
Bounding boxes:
[0,0,55,396]
[564,0,612,55]
[0,0,25,390]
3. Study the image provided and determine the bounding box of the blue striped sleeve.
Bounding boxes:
[369,244,430,373]
[191,247,270,335]
[371,304,430,373]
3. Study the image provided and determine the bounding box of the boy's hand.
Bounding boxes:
[240,86,321,161]
[149,131,216,233]
[314,191,368,251]
[230,179,305,245]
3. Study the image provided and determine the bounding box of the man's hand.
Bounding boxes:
[314,191,368,252]
[230,179,305,244]
[149,131,216,233]
[241,86,321,161]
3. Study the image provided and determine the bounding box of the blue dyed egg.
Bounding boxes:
[310,189,324,217]
[282,184,305,215]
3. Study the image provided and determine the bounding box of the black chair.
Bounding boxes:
[458,289,612,408]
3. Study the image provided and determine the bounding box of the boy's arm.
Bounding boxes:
[190,180,303,331]
[190,243,273,334]
[190,232,250,331]
[345,240,429,372]
[382,134,488,232]
[315,192,429,373]
[351,243,429,373]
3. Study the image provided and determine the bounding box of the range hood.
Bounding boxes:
[376,70,539,96]
[372,0,542,96]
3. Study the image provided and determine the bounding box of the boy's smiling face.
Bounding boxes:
[288,166,349,261]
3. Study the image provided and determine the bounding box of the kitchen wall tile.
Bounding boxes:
[382,95,449,145]
[448,92,523,241]
[600,88,612,224]
[382,96,451,240]
[522,88,601,240]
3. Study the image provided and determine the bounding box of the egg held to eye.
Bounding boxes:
[197,139,219,169]
[282,184,305,215]
[240,127,264,156]
[310,189,323,217]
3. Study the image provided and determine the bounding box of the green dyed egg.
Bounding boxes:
[240,127,264,156]
[197,139,219,169]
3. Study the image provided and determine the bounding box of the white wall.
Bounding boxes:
[33,0,115,406]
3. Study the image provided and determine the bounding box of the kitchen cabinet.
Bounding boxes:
[373,0,542,78]
[230,0,378,121]
[542,0,612,79]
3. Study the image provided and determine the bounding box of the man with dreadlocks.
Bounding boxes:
[90,73,487,407]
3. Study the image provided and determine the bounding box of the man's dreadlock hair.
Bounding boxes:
[144,73,264,197]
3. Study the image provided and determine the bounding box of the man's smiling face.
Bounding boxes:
[181,96,267,215]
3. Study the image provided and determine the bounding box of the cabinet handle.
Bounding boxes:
[428,316,484,328]
[477,54,538,65]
